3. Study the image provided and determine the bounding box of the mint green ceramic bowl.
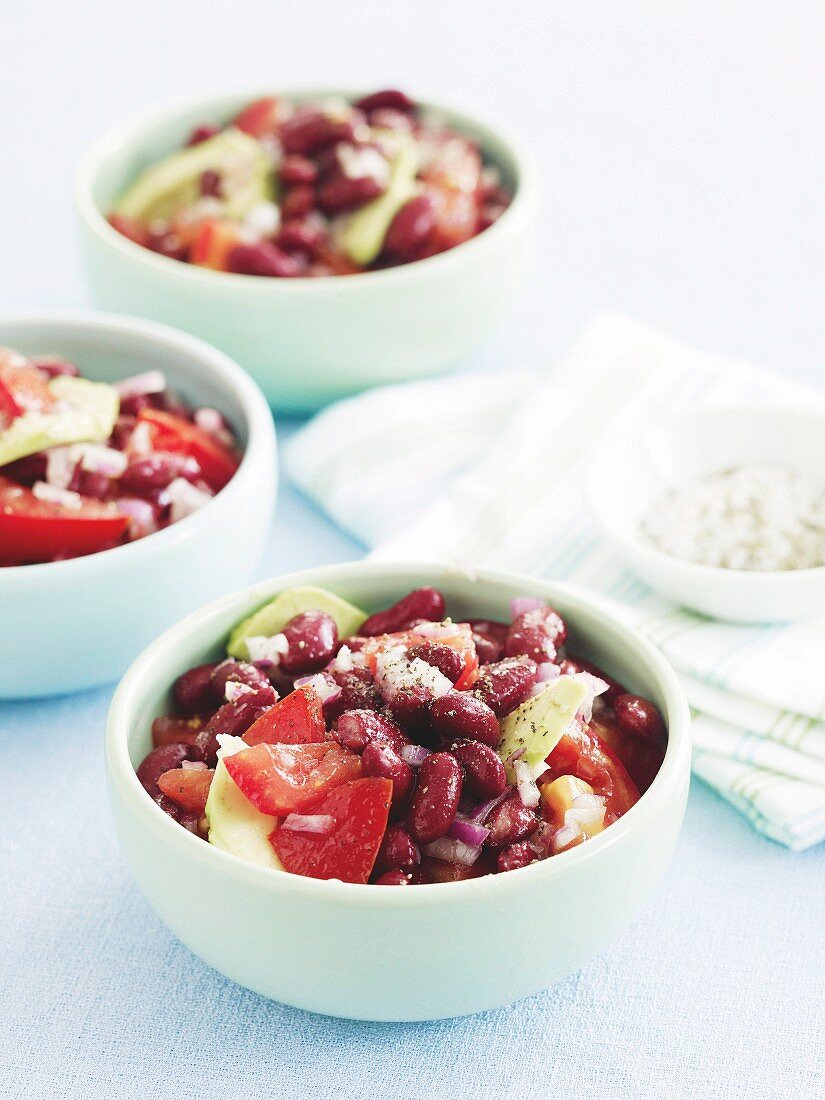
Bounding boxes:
[106,561,691,1021]
[0,312,276,698]
[76,90,537,412]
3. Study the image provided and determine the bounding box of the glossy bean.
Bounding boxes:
[485,793,539,851]
[360,587,446,636]
[173,662,220,716]
[430,691,500,748]
[407,752,463,844]
[375,823,420,875]
[450,740,506,799]
[361,741,414,811]
[613,694,666,743]
[473,657,537,717]
[280,610,338,674]
[407,641,463,684]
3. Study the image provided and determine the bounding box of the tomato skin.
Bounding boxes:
[157,767,214,813]
[137,407,239,492]
[244,687,326,746]
[544,723,641,821]
[270,777,392,884]
[0,476,129,563]
[233,96,282,137]
[224,741,362,816]
[361,623,479,690]
[589,713,665,795]
[0,353,55,427]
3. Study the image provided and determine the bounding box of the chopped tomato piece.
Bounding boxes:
[361,622,479,690]
[189,218,244,271]
[270,777,392,883]
[108,213,152,248]
[137,407,240,492]
[544,722,640,822]
[0,477,129,563]
[233,96,283,137]
[589,713,666,795]
[151,714,205,749]
[157,767,215,813]
[224,741,362,816]
[244,686,326,746]
[0,350,56,428]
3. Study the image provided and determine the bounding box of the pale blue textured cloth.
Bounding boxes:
[1,423,824,1100]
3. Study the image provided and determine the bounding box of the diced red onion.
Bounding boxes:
[467,786,512,823]
[225,681,255,703]
[32,481,83,509]
[536,661,561,682]
[514,760,541,809]
[509,596,545,619]
[400,744,430,767]
[117,497,158,540]
[45,447,76,489]
[215,734,247,758]
[565,795,606,832]
[447,818,490,846]
[331,644,354,673]
[422,836,482,867]
[292,672,342,705]
[280,813,335,836]
[194,406,235,448]
[114,370,166,398]
[376,645,451,702]
[126,421,153,458]
[552,823,582,851]
[181,760,208,771]
[167,477,213,523]
[410,620,457,640]
[505,746,525,766]
[246,633,288,666]
[78,443,128,477]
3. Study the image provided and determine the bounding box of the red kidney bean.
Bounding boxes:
[560,657,626,705]
[361,741,414,812]
[505,606,567,663]
[278,154,318,186]
[333,709,405,754]
[430,692,501,749]
[30,356,80,379]
[367,107,413,132]
[326,666,381,720]
[187,123,220,146]
[1,453,48,485]
[280,184,316,220]
[450,740,506,799]
[280,610,338,674]
[473,657,537,717]
[173,662,220,716]
[387,685,433,735]
[227,242,304,278]
[211,658,274,700]
[317,173,385,212]
[361,587,446,636]
[613,694,666,743]
[407,641,463,684]
[485,792,539,851]
[383,194,435,258]
[76,470,113,500]
[118,393,156,417]
[151,714,204,748]
[150,229,187,261]
[497,841,535,873]
[195,687,277,763]
[407,752,463,844]
[354,89,416,113]
[120,452,202,494]
[280,110,357,154]
[373,869,414,885]
[137,742,195,800]
[275,220,325,257]
[199,169,223,197]
[375,824,420,875]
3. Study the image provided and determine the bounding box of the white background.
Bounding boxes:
[2,1,824,385]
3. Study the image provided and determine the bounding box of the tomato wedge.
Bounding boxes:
[244,686,326,746]
[233,96,282,138]
[157,767,215,813]
[361,622,479,690]
[270,777,392,884]
[544,722,641,822]
[189,218,243,271]
[0,477,129,563]
[137,407,240,492]
[588,713,665,795]
[0,351,55,428]
[224,741,362,816]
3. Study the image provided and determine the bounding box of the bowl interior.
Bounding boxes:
[590,405,825,546]
[85,89,522,225]
[117,563,685,783]
[0,316,250,447]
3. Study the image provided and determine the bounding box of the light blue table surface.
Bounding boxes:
[1,420,823,1100]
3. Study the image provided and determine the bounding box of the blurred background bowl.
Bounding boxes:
[76,89,538,413]
[0,312,277,698]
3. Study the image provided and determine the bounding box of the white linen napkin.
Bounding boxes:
[286,312,825,851]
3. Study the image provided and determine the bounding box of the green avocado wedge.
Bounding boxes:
[205,739,282,869]
[227,585,368,660]
[337,129,419,266]
[0,376,120,467]
[113,128,272,224]
[498,676,589,781]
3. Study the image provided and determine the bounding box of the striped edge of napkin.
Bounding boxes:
[285,311,825,850]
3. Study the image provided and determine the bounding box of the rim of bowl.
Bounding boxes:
[106,560,692,905]
[75,86,539,291]
[0,310,276,584]
[587,403,825,586]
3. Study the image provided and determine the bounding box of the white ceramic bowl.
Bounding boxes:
[0,313,276,698]
[587,405,825,623]
[75,89,538,412]
[106,561,691,1021]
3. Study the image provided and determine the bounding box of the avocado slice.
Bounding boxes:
[0,376,119,467]
[498,676,589,781]
[228,585,367,660]
[205,740,282,870]
[338,129,419,266]
[114,128,272,224]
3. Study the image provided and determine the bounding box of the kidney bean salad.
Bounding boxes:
[0,347,240,565]
[109,89,512,278]
[137,584,667,885]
